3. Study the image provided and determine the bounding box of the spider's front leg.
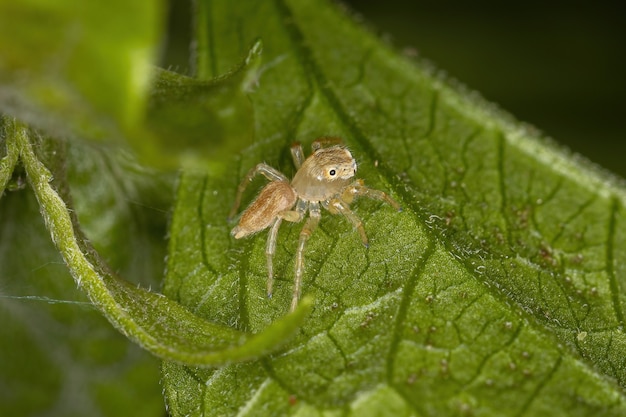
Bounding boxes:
[228,163,289,220]
[326,198,369,247]
[327,180,402,247]
[341,179,401,211]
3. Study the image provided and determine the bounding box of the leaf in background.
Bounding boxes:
[0,0,260,171]
[3,121,311,368]
[0,119,164,417]
[0,0,163,141]
[162,0,626,416]
[140,42,259,170]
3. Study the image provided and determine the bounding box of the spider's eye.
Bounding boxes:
[329,169,336,176]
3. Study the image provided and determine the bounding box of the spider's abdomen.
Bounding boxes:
[231,181,297,239]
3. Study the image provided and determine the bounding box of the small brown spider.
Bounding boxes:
[229,138,401,311]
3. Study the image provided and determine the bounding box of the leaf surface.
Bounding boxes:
[162,0,626,416]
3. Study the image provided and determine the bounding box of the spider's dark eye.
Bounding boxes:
[329,169,336,176]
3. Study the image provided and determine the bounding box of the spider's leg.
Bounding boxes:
[311,137,343,151]
[291,201,320,312]
[229,163,289,220]
[265,218,283,298]
[342,179,401,211]
[265,201,306,299]
[328,199,369,247]
[290,142,305,170]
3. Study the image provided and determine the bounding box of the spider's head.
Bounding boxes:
[291,145,357,200]
[311,146,357,182]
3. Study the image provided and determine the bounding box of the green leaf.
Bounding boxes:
[0,0,164,140]
[0,0,261,170]
[0,118,164,416]
[140,45,259,169]
[162,0,626,416]
[0,0,260,170]
[1,119,310,372]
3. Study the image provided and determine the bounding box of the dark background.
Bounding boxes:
[164,0,626,177]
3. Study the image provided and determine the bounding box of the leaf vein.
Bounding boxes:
[385,240,436,381]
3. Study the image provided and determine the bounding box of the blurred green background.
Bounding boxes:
[163,0,625,177]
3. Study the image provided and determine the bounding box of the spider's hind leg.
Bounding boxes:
[229,163,289,220]
[265,206,305,299]
[290,143,305,170]
[291,202,320,312]
[265,218,283,298]
[311,137,343,151]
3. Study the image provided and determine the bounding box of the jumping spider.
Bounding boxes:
[229,138,401,311]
